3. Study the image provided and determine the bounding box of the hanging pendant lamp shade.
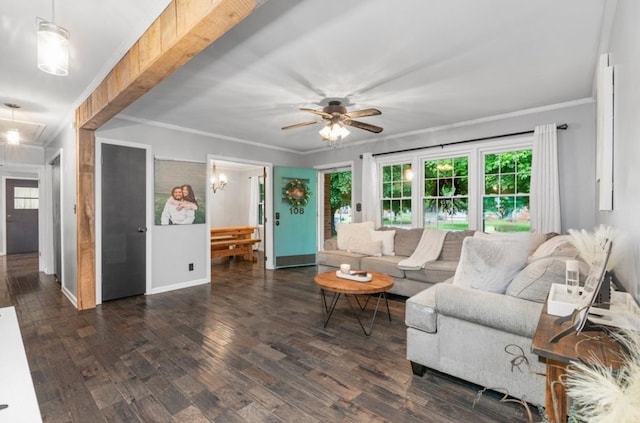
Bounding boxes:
[5,103,21,145]
[37,20,69,76]
[7,129,20,145]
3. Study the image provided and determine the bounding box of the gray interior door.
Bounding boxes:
[102,143,147,301]
[51,156,62,283]
[6,179,39,254]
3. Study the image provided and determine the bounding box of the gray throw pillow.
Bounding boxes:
[506,257,589,303]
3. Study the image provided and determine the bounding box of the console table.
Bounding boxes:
[531,304,626,423]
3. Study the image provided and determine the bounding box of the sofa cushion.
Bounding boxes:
[337,221,374,250]
[404,260,458,283]
[435,283,544,338]
[453,236,529,294]
[506,257,590,303]
[371,229,396,256]
[393,228,424,257]
[438,230,475,261]
[348,238,382,256]
[361,255,405,278]
[317,250,366,269]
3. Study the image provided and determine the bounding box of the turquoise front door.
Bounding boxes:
[273,166,317,268]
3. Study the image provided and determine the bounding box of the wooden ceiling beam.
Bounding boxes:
[74,0,255,310]
[76,0,255,130]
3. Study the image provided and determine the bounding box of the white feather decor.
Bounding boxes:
[568,224,620,270]
[565,330,640,423]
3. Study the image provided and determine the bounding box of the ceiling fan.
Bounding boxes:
[281,101,383,137]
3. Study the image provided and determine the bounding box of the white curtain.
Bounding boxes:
[361,153,381,225]
[530,123,561,233]
[248,176,261,250]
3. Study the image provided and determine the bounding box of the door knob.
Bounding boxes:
[137,227,147,233]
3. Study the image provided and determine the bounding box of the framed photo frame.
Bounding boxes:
[154,158,206,225]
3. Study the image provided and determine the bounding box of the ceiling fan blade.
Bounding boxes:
[346,108,382,119]
[344,119,383,133]
[300,108,332,119]
[281,120,323,130]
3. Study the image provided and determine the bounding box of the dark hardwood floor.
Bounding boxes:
[0,253,542,422]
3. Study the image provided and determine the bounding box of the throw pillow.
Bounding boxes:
[453,236,530,294]
[371,230,395,256]
[336,221,374,251]
[347,238,383,256]
[393,228,424,257]
[506,257,590,303]
[529,234,579,261]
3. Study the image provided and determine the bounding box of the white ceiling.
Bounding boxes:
[1,0,610,154]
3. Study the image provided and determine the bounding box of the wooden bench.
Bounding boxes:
[211,226,261,262]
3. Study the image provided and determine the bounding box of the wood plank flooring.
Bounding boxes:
[0,253,542,422]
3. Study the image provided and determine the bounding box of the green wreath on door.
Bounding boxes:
[283,179,311,206]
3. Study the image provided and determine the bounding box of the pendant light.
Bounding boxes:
[37,0,69,76]
[5,103,21,145]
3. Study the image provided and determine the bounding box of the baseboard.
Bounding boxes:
[61,285,77,308]
[149,278,209,295]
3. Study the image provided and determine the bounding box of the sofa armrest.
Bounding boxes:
[323,239,338,251]
[435,283,543,338]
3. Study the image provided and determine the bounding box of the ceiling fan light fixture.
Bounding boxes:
[37,20,69,76]
[319,123,350,143]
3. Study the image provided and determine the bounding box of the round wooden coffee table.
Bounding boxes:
[314,271,393,336]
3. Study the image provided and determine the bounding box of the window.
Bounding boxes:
[482,149,532,232]
[258,176,265,225]
[423,156,469,230]
[381,163,412,228]
[14,187,39,209]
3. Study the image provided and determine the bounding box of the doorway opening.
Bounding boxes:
[208,158,270,269]
[319,167,352,247]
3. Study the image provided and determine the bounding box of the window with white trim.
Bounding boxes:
[482,149,532,232]
[14,187,39,209]
[423,156,469,230]
[381,162,412,228]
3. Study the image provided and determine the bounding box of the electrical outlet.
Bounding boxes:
[188,263,194,271]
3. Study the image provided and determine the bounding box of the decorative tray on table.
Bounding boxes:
[336,270,372,282]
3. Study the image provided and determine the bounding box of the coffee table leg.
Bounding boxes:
[344,292,389,336]
[320,290,342,328]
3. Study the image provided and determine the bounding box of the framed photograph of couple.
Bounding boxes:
[154,158,206,225]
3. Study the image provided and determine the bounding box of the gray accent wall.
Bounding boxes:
[97,118,302,292]
[599,0,640,302]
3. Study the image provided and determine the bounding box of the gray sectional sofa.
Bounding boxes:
[318,223,582,407]
[317,226,475,297]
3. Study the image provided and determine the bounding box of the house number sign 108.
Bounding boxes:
[289,207,305,215]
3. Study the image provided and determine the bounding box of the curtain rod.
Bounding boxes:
[369,123,568,158]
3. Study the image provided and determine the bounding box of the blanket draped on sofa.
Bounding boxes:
[398,229,448,270]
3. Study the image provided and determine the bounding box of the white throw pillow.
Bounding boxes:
[453,236,530,294]
[529,234,579,261]
[347,238,383,257]
[336,221,375,251]
[370,230,395,256]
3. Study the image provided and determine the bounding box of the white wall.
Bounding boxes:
[304,100,598,234]
[44,123,77,305]
[599,0,640,301]
[98,118,301,292]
